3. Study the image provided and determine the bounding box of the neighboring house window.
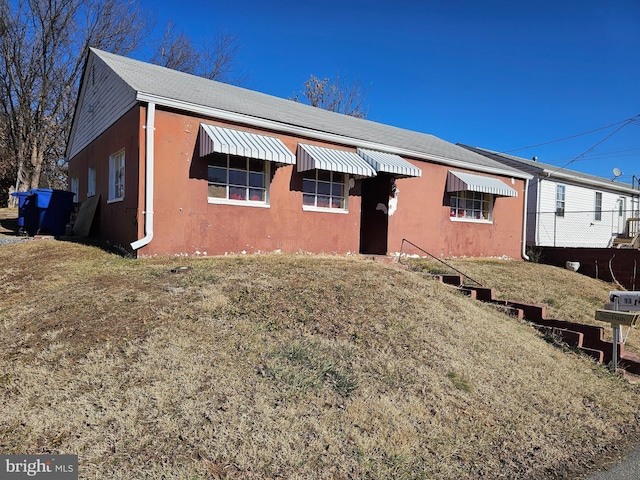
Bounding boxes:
[207,153,268,204]
[88,167,96,197]
[555,185,565,217]
[594,192,602,221]
[70,177,79,202]
[108,149,125,202]
[302,170,347,211]
[449,191,492,221]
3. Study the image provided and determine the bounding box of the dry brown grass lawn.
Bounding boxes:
[405,256,640,350]
[2,239,640,479]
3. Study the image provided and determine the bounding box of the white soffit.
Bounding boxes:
[447,170,518,197]
[357,148,422,177]
[297,144,377,177]
[199,124,295,164]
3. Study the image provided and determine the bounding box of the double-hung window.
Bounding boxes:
[449,191,492,221]
[302,170,347,211]
[70,177,79,202]
[208,153,268,205]
[594,192,602,221]
[88,167,96,197]
[108,149,125,202]
[555,185,565,217]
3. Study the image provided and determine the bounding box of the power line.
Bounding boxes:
[546,119,635,177]
[503,115,640,153]
[551,150,640,163]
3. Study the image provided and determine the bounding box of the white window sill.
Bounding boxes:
[450,217,492,224]
[107,197,124,204]
[303,205,348,214]
[208,197,270,208]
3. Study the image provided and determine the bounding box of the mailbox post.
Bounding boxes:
[595,291,640,372]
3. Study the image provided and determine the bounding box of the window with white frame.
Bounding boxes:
[88,166,96,197]
[449,191,492,221]
[207,153,268,204]
[70,177,79,202]
[108,149,125,201]
[594,192,602,221]
[555,184,565,217]
[302,169,347,211]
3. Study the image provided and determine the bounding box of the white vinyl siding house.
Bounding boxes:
[459,145,640,248]
[535,180,637,247]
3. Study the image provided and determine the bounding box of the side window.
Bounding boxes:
[594,192,602,221]
[207,153,269,205]
[88,166,96,197]
[70,177,79,202]
[302,170,347,211]
[108,150,125,202]
[555,185,565,217]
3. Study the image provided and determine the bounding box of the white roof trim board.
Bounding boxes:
[199,124,295,164]
[297,144,377,177]
[357,148,422,177]
[447,170,518,197]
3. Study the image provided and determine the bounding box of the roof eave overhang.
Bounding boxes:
[136,92,532,181]
[542,169,640,195]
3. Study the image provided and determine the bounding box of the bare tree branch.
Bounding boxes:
[0,0,152,200]
[292,73,369,119]
[151,24,245,85]
[151,20,199,73]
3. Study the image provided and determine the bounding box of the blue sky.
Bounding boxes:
[140,0,640,184]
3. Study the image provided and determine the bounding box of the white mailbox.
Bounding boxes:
[604,291,640,312]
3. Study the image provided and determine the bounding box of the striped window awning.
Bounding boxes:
[297,144,377,177]
[357,148,422,178]
[447,170,518,197]
[199,124,295,164]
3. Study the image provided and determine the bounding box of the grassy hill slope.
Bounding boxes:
[1,241,639,479]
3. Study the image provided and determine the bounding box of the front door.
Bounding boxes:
[618,197,627,234]
[359,174,392,254]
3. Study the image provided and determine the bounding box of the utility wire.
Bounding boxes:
[546,119,635,177]
[504,116,638,153]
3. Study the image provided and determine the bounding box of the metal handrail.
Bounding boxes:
[399,238,484,286]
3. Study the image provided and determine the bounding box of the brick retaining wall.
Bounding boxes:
[536,247,640,291]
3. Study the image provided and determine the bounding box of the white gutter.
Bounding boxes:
[544,170,640,196]
[135,92,531,181]
[521,178,530,261]
[131,102,155,251]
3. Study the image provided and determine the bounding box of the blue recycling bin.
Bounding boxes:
[31,188,75,236]
[11,191,39,235]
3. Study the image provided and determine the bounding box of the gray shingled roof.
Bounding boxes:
[91,48,527,178]
[459,144,638,193]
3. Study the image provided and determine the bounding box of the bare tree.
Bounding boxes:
[0,0,152,201]
[151,24,244,84]
[292,74,369,119]
[0,115,13,206]
[151,20,199,73]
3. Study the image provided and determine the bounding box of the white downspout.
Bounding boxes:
[131,102,155,251]
[521,177,530,261]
